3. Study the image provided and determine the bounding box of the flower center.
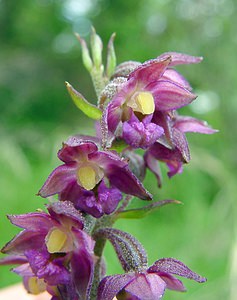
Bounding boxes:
[46,228,68,253]
[77,165,97,190]
[28,277,47,295]
[127,91,155,115]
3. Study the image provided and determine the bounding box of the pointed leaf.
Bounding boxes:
[95,228,148,272]
[66,82,102,120]
[115,199,181,219]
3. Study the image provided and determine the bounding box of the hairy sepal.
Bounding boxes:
[94,228,148,272]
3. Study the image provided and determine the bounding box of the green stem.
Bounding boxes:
[91,68,107,101]
[90,215,114,300]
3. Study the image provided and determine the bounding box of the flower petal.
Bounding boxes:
[97,273,135,300]
[174,116,218,134]
[158,52,203,66]
[47,201,84,229]
[71,229,95,300]
[7,213,53,232]
[156,272,186,292]
[147,80,197,111]
[1,230,46,255]
[149,258,207,283]
[125,273,166,300]
[162,68,192,90]
[122,121,164,149]
[0,255,28,265]
[25,249,70,285]
[144,151,162,188]
[58,137,98,163]
[38,163,77,198]
[97,181,122,215]
[128,57,171,85]
[91,151,152,200]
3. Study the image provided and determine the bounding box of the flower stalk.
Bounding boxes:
[0,28,216,300]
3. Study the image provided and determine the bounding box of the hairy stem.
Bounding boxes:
[90,215,114,300]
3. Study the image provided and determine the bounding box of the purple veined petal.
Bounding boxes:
[89,149,126,170]
[158,52,203,66]
[59,181,113,219]
[47,201,84,229]
[25,249,70,286]
[106,98,124,134]
[97,273,135,300]
[174,116,218,134]
[38,163,77,198]
[128,57,171,85]
[59,180,84,203]
[122,121,164,150]
[148,142,185,178]
[90,151,152,200]
[166,161,183,178]
[147,80,197,111]
[71,230,95,300]
[149,142,184,164]
[171,128,190,163]
[151,111,173,146]
[1,230,46,255]
[124,273,166,300]
[155,272,186,292]
[107,164,152,200]
[97,181,123,215]
[0,254,28,265]
[162,68,192,91]
[106,79,136,133]
[13,263,34,277]
[58,137,98,163]
[7,213,54,232]
[148,258,207,283]
[67,187,102,218]
[144,151,162,188]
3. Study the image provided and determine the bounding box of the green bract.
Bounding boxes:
[66,81,102,120]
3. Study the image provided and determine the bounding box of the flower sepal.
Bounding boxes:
[94,228,148,273]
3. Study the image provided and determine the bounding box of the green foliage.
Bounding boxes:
[115,199,181,219]
[0,0,236,299]
[66,81,102,120]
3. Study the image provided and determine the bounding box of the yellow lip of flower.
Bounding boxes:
[127,91,155,115]
[77,165,97,190]
[28,277,47,295]
[45,228,68,253]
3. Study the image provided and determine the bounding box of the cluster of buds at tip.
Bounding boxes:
[0,29,216,300]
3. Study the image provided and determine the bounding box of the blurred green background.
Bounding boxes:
[0,0,236,299]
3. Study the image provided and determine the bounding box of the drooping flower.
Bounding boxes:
[0,201,95,299]
[38,136,152,217]
[97,258,206,300]
[145,111,218,184]
[105,52,202,149]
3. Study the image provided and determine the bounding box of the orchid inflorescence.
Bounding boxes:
[0,29,217,300]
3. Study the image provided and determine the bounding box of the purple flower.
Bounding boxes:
[105,52,201,149]
[145,111,218,184]
[0,201,95,299]
[122,114,164,149]
[97,258,206,300]
[38,136,152,217]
